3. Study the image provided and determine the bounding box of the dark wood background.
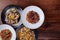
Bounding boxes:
[0,0,60,40]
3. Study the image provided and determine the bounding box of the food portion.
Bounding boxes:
[5,8,20,24]
[0,29,12,40]
[17,27,35,40]
[26,11,39,24]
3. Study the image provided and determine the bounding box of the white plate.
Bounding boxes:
[21,6,45,29]
[0,24,16,40]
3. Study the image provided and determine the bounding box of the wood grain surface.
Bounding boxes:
[0,0,60,40]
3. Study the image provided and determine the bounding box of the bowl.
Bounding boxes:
[16,24,38,40]
[0,24,16,40]
[21,6,45,29]
[1,5,22,27]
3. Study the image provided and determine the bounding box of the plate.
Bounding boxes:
[1,5,22,27]
[21,6,45,29]
[0,24,16,40]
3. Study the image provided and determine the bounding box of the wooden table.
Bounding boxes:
[0,0,60,40]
